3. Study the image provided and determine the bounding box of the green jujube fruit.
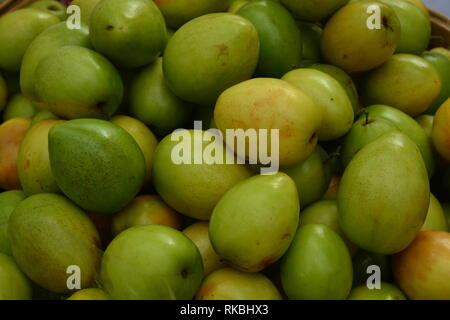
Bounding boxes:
[422,193,449,232]
[338,132,430,254]
[0,190,26,255]
[280,224,353,300]
[163,13,259,106]
[28,0,68,20]
[8,193,102,293]
[210,173,299,272]
[0,8,59,72]
[236,0,301,78]
[348,283,406,300]
[2,94,38,121]
[0,253,32,300]
[422,51,450,114]
[152,130,253,220]
[48,119,146,214]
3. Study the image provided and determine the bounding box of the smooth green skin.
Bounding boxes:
[338,132,430,254]
[34,46,123,119]
[422,51,450,115]
[90,0,167,68]
[281,224,353,300]
[362,54,442,117]
[18,120,63,196]
[341,117,398,168]
[101,225,203,300]
[2,94,38,122]
[380,0,430,55]
[129,58,192,137]
[0,253,32,300]
[415,114,433,141]
[348,283,406,300]
[422,193,449,232]
[48,119,146,214]
[152,130,253,220]
[299,200,357,254]
[282,145,331,208]
[210,173,299,272]
[236,0,301,78]
[311,64,359,114]
[70,0,102,26]
[298,22,322,67]
[0,190,26,256]
[8,193,102,293]
[154,0,232,28]
[432,47,450,60]
[0,73,6,113]
[196,268,282,300]
[0,9,59,72]
[20,21,90,101]
[320,1,401,73]
[29,0,68,20]
[352,250,391,287]
[31,110,59,126]
[163,13,259,106]
[282,68,354,141]
[281,0,348,21]
[228,0,249,13]
[361,105,435,176]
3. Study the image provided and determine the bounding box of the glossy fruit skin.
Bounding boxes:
[0,190,26,255]
[112,195,183,236]
[236,0,301,78]
[48,119,146,214]
[152,130,252,220]
[214,78,323,167]
[392,230,450,300]
[422,51,450,114]
[90,0,167,68]
[129,58,192,137]
[67,288,110,300]
[348,283,406,300]
[282,146,331,208]
[380,0,430,55]
[163,13,259,106]
[361,104,435,176]
[0,8,59,72]
[362,54,441,117]
[281,0,348,21]
[338,132,430,254]
[34,46,123,119]
[0,118,31,190]
[281,224,353,300]
[432,99,450,162]
[210,173,299,272]
[0,73,6,112]
[298,22,322,67]
[352,250,392,286]
[2,94,38,121]
[18,119,64,196]
[422,193,449,232]
[154,0,232,28]
[299,200,357,255]
[282,68,354,141]
[20,21,91,101]
[183,222,226,276]
[8,193,102,293]
[196,268,282,300]
[111,115,158,188]
[101,225,203,300]
[432,47,450,60]
[320,1,400,73]
[28,0,68,20]
[0,253,32,300]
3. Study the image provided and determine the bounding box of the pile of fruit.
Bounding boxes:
[0,0,449,300]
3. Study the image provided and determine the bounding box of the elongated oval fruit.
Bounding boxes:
[48,119,146,214]
[0,253,32,300]
[163,13,259,106]
[8,193,102,293]
[18,119,64,196]
[210,173,299,272]
[236,0,301,78]
[392,230,450,300]
[280,224,353,300]
[196,268,282,300]
[338,131,430,254]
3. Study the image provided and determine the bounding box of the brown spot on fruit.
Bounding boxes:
[281,232,291,240]
[255,255,278,270]
[215,44,229,57]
